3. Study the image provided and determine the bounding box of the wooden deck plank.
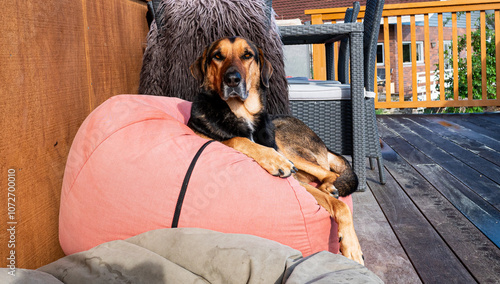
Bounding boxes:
[443,114,500,141]
[389,116,500,186]
[365,156,477,283]
[415,116,500,167]
[478,113,500,121]
[475,113,500,124]
[422,115,500,159]
[378,118,500,246]
[352,184,421,284]
[378,116,500,210]
[459,114,500,134]
[355,114,500,283]
[377,124,500,282]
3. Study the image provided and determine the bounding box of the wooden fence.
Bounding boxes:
[0,0,149,269]
[306,0,500,109]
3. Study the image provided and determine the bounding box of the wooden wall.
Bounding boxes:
[0,0,149,269]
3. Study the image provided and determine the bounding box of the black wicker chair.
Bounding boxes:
[338,2,361,84]
[361,0,386,186]
[282,0,386,191]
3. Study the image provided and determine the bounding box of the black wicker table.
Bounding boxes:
[280,23,367,191]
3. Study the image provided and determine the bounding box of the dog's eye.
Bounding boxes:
[213,52,224,61]
[242,52,253,60]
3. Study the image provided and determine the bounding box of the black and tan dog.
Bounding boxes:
[188,36,363,265]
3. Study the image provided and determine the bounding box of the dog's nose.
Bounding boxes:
[224,70,241,87]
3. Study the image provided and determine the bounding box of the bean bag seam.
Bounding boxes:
[65,118,188,196]
[285,178,315,256]
[123,96,190,124]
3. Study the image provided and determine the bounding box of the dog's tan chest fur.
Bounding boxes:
[226,90,262,125]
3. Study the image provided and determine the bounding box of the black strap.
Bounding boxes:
[171,140,215,228]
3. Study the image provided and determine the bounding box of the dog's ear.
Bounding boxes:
[190,52,206,86]
[258,48,273,88]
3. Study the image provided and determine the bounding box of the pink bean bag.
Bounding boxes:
[59,95,352,256]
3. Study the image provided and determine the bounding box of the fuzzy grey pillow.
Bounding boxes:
[139,0,289,115]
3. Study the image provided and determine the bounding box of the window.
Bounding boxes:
[376,43,384,65]
[402,41,424,64]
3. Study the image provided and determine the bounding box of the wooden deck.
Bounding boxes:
[352,113,500,283]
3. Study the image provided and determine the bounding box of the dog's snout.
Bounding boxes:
[222,67,247,101]
[224,70,242,87]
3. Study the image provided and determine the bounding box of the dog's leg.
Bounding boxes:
[327,151,350,174]
[276,147,340,197]
[222,137,295,178]
[299,181,364,265]
[294,156,340,197]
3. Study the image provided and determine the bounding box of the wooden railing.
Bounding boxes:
[306,0,500,109]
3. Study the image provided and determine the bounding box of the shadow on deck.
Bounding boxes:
[353,113,500,283]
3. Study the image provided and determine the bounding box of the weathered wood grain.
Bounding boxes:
[378,121,500,283]
[393,116,500,185]
[443,114,500,141]
[0,0,89,269]
[366,159,477,283]
[379,116,500,209]
[0,0,148,269]
[353,185,422,284]
[414,115,500,167]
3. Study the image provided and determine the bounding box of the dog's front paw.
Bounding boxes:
[318,182,339,199]
[338,226,364,266]
[259,147,297,178]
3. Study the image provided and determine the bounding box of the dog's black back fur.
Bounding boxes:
[188,89,277,150]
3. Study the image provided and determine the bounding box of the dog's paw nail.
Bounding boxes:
[292,166,298,172]
[339,236,343,243]
[362,255,365,261]
[278,169,284,176]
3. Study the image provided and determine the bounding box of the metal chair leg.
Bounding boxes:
[377,156,386,184]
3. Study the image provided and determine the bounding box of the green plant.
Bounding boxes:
[434,12,497,113]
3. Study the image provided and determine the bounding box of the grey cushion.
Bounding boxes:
[0,228,383,283]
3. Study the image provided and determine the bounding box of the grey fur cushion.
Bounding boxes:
[138,0,290,115]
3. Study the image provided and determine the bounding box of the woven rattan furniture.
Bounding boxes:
[281,23,367,191]
[281,0,386,191]
[338,2,361,84]
[362,0,386,186]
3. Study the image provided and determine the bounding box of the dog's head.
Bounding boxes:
[190,36,273,102]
